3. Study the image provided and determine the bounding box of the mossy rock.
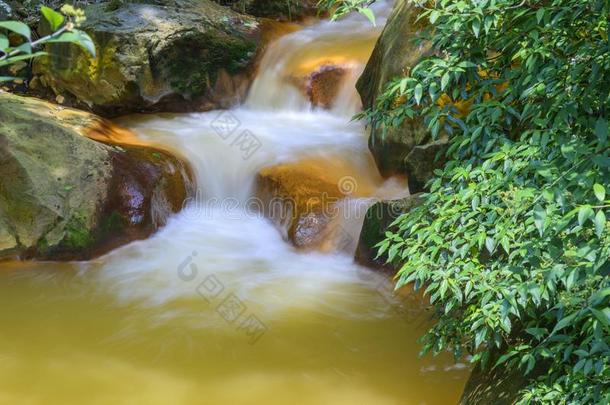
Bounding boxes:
[213,0,318,21]
[0,93,193,261]
[355,194,422,273]
[31,0,261,116]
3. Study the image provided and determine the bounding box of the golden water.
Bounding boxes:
[0,2,469,404]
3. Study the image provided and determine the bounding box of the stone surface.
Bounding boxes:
[0,92,192,260]
[213,0,319,21]
[459,351,545,405]
[404,139,448,193]
[30,0,262,116]
[306,64,347,109]
[356,0,434,180]
[255,158,371,249]
[355,194,422,272]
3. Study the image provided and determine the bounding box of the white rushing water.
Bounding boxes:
[86,0,407,321]
[246,0,395,115]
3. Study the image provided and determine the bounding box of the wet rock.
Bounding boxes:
[213,0,319,21]
[306,64,348,109]
[30,0,262,116]
[255,158,369,249]
[404,139,448,193]
[357,0,434,180]
[287,63,350,110]
[355,194,422,273]
[0,93,193,261]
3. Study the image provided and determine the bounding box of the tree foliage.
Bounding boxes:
[0,4,94,82]
[329,0,609,402]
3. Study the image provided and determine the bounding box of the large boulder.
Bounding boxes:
[213,0,318,21]
[0,92,193,260]
[357,0,445,191]
[30,0,262,116]
[355,194,422,273]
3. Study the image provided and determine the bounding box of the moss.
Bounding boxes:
[36,236,50,256]
[105,0,124,11]
[64,215,94,250]
[160,31,256,98]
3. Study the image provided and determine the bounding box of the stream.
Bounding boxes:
[0,3,469,404]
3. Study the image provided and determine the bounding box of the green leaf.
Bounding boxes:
[578,205,594,226]
[429,10,440,24]
[590,307,610,327]
[552,311,579,334]
[594,210,605,238]
[414,83,423,105]
[357,7,375,26]
[485,237,495,254]
[595,119,608,144]
[472,19,481,38]
[0,76,16,82]
[441,72,450,91]
[14,42,31,55]
[533,204,546,236]
[47,30,96,58]
[41,6,65,31]
[0,51,47,67]
[593,183,605,202]
[0,21,31,40]
[0,34,8,51]
[536,8,545,24]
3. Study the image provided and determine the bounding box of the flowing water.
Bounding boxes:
[0,3,469,404]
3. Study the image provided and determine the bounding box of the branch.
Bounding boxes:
[0,25,68,62]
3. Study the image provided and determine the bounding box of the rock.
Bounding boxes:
[213,0,319,21]
[356,0,437,181]
[0,1,13,20]
[404,139,448,192]
[460,349,548,405]
[286,63,352,110]
[31,0,262,116]
[459,363,525,405]
[355,194,422,273]
[306,64,348,109]
[255,158,371,249]
[0,93,193,260]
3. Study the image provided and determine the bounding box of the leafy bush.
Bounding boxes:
[0,4,95,82]
[327,0,609,402]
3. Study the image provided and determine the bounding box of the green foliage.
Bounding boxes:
[0,4,94,82]
[317,0,376,24]
[325,0,610,402]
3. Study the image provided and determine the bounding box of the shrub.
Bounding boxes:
[327,0,609,402]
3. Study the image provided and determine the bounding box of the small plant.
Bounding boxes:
[317,0,375,25]
[0,4,95,82]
